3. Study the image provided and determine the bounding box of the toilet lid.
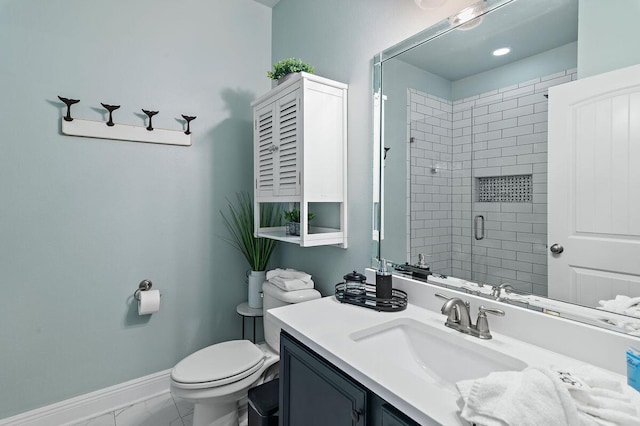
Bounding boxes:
[171,340,264,385]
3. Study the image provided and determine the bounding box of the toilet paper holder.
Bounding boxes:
[134,280,153,301]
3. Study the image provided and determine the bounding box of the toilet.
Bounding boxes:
[170,281,321,426]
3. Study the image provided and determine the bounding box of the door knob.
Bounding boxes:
[351,409,362,423]
[550,244,564,254]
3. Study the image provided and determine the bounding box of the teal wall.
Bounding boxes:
[452,42,578,100]
[271,0,476,293]
[578,0,640,78]
[381,60,452,262]
[0,0,271,419]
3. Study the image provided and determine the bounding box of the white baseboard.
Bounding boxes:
[0,369,172,426]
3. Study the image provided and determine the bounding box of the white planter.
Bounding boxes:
[247,270,266,308]
[271,72,299,88]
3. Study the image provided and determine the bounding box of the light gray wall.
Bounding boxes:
[271,0,476,292]
[0,0,271,418]
[452,42,578,100]
[578,0,640,78]
[381,59,452,264]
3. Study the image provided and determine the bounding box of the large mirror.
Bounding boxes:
[373,0,640,336]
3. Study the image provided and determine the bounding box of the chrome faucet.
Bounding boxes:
[440,297,472,330]
[435,293,505,339]
[491,283,514,300]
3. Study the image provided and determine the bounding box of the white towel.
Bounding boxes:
[266,268,314,291]
[558,366,640,426]
[457,366,640,426]
[456,367,585,426]
[597,295,640,316]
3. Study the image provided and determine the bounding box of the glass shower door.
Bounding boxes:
[468,94,548,295]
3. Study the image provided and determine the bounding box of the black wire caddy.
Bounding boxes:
[335,282,408,312]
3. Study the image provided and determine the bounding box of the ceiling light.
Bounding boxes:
[449,0,487,30]
[493,47,511,56]
[414,0,447,9]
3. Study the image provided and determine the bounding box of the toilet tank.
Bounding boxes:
[262,281,321,353]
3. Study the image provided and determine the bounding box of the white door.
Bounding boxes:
[548,64,640,306]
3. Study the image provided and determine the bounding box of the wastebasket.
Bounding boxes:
[248,378,279,426]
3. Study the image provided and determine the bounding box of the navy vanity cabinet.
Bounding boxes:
[280,331,419,426]
[380,402,420,426]
[280,331,367,425]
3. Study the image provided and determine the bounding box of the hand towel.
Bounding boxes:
[597,295,640,315]
[266,268,314,291]
[557,366,640,426]
[456,366,586,426]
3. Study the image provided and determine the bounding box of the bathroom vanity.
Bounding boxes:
[269,274,639,425]
[280,331,418,426]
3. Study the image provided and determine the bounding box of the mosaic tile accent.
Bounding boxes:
[478,175,532,203]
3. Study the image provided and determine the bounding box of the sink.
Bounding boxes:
[350,318,527,391]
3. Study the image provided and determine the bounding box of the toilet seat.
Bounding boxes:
[171,340,265,390]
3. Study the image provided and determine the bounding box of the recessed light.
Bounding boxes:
[493,47,511,56]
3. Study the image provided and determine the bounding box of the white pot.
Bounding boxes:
[247,270,266,309]
[271,72,299,88]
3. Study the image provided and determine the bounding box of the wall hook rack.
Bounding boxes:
[58,96,80,122]
[58,95,194,147]
[181,115,196,135]
[142,109,159,131]
[101,103,120,127]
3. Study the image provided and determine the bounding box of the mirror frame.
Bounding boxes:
[371,0,640,337]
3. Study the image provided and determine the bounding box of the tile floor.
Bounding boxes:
[68,393,194,426]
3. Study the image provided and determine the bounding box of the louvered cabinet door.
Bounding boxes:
[255,103,276,198]
[274,90,301,197]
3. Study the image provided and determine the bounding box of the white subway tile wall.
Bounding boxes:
[407,89,453,275]
[407,68,577,294]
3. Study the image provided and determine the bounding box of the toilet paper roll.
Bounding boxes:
[138,289,160,315]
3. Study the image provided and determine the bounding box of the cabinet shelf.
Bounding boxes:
[256,226,345,247]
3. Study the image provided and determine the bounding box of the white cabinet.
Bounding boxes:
[252,72,348,248]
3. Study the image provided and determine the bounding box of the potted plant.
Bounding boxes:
[283,208,315,236]
[220,192,280,308]
[267,58,315,86]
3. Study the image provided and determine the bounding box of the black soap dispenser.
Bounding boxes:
[376,259,392,301]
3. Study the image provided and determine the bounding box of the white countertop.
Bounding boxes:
[267,295,632,425]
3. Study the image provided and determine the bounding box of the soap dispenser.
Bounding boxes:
[376,259,393,300]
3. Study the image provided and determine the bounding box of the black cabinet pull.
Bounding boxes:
[351,409,361,423]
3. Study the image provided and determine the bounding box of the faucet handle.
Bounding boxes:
[435,293,470,309]
[491,283,514,299]
[476,305,505,340]
[434,293,450,301]
[479,306,505,316]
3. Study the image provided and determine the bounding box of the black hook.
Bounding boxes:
[58,96,80,122]
[384,147,391,160]
[142,109,158,131]
[101,103,120,127]
[181,115,196,135]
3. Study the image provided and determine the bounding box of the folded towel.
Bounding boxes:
[266,268,314,291]
[266,268,312,282]
[597,295,640,316]
[457,365,640,426]
[456,367,584,426]
[557,366,640,426]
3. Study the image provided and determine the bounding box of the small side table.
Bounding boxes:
[236,302,263,343]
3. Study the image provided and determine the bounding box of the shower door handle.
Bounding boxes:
[474,215,485,240]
